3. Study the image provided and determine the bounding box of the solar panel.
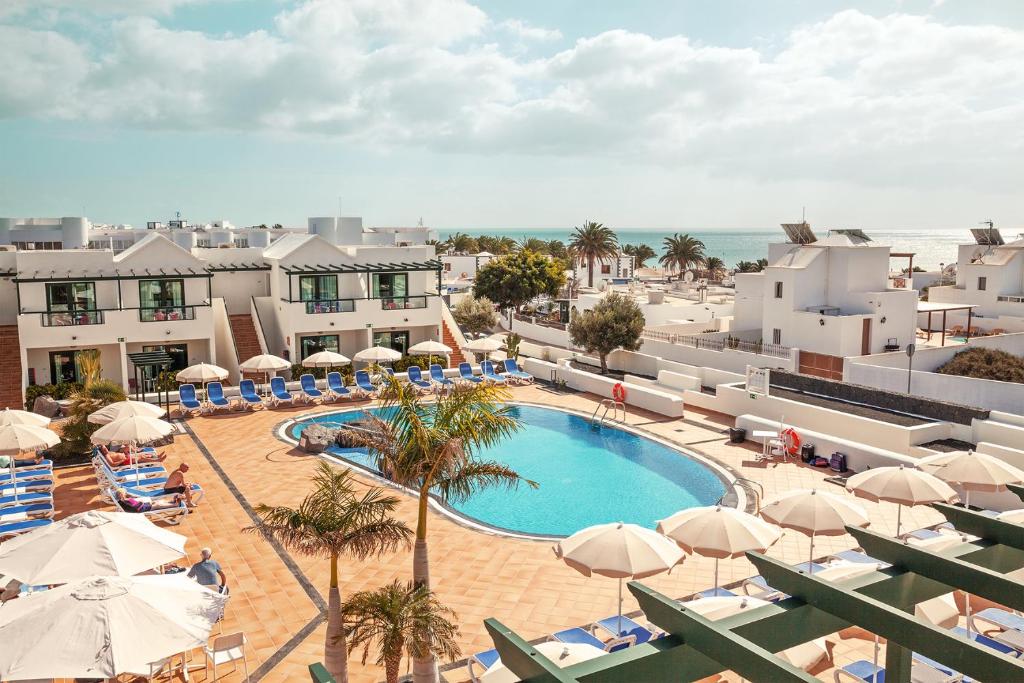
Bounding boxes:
[781,222,817,245]
[971,227,1004,246]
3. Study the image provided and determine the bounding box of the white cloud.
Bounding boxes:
[498,19,561,42]
[1,3,1022,192]
[0,0,209,19]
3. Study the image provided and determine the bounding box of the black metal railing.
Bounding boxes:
[641,328,792,359]
[139,306,197,322]
[380,296,427,310]
[303,299,356,314]
[41,310,104,326]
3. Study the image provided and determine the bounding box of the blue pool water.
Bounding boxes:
[289,405,728,537]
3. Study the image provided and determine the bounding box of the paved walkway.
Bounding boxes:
[42,384,950,682]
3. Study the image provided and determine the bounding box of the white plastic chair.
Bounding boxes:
[206,631,249,681]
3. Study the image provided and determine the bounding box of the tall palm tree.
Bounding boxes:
[622,243,656,269]
[569,221,619,288]
[659,233,706,281]
[735,260,758,273]
[447,232,477,254]
[344,378,535,683]
[246,463,412,683]
[341,580,461,683]
[494,236,517,254]
[704,256,726,279]
[517,237,549,254]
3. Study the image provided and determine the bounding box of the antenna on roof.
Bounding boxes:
[971,221,1003,246]
[801,206,806,222]
[781,221,817,245]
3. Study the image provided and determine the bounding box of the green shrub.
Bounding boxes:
[290,363,355,383]
[937,347,1024,383]
[54,380,127,460]
[393,356,430,373]
[24,382,83,410]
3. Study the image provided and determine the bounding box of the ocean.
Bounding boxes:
[437,228,977,270]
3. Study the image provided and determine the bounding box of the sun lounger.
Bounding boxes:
[696,587,737,598]
[237,379,263,410]
[0,491,52,508]
[551,627,634,652]
[270,376,294,406]
[0,480,54,496]
[206,382,231,412]
[93,456,165,479]
[429,364,455,390]
[458,362,483,384]
[503,358,534,383]
[0,502,54,525]
[480,360,506,384]
[0,517,52,539]
[178,384,202,415]
[970,607,1024,635]
[300,374,324,404]
[743,561,826,601]
[326,372,351,401]
[834,659,886,682]
[593,615,656,644]
[95,459,169,488]
[830,550,891,568]
[950,625,1021,657]
[103,486,190,525]
[0,468,53,483]
[122,482,204,506]
[406,366,433,392]
[355,371,377,397]
[466,648,500,683]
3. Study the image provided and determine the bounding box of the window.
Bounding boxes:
[299,335,339,360]
[374,330,409,355]
[601,264,611,274]
[196,239,211,248]
[139,279,185,321]
[371,273,408,300]
[46,282,100,325]
[978,277,987,291]
[443,263,452,272]
[298,275,338,302]
[142,344,189,382]
[772,328,782,345]
[774,281,784,298]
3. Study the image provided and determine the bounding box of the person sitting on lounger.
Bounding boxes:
[115,488,183,513]
[163,463,197,507]
[99,444,166,467]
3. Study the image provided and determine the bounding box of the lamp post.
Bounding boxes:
[906,343,916,394]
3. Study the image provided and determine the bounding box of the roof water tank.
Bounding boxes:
[248,230,270,248]
[61,217,89,249]
[209,229,233,247]
[170,231,197,250]
[336,217,363,245]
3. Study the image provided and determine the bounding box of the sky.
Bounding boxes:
[2,0,1023,230]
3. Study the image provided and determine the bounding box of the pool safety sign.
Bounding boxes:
[746,366,770,398]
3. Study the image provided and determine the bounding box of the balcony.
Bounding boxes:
[304,299,356,314]
[139,306,198,322]
[41,310,105,327]
[380,296,428,310]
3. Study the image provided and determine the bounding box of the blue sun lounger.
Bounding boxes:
[300,374,324,403]
[743,561,826,601]
[480,360,506,384]
[407,365,433,392]
[835,659,886,682]
[552,627,634,652]
[355,370,377,397]
[970,607,1024,636]
[206,382,231,412]
[594,615,657,644]
[0,517,52,539]
[270,376,294,406]
[178,383,202,415]
[237,379,263,409]
[326,372,351,401]
[0,502,54,523]
[121,482,204,505]
[429,364,454,390]
[0,491,52,508]
[0,468,52,483]
[0,480,53,496]
[466,648,500,682]
[503,358,534,383]
[458,362,482,384]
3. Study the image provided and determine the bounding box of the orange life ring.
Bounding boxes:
[612,383,627,403]
[781,427,801,456]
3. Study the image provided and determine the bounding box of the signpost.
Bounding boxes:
[906,343,916,394]
[746,366,770,399]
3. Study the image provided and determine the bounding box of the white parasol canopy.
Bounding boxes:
[683,595,771,621]
[482,641,605,682]
[0,409,50,427]
[0,510,186,585]
[408,340,452,355]
[174,363,228,384]
[88,400,166,425]
[301,351,351,368]
[464,337,502,353]
[0,574,227,680]
[90,415,174,447]
[354,345,402,363]
[239,353,291,372]
[845,465,958,536]
[0,424,60,456]
[918,450,1024,507]
[760,489,870,573]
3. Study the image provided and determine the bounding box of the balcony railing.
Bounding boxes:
[380,296,428,310]
[41,310,104,327]
[997,295,1024,303]
[139,306,197,322]
[304,299,356,314]
[641,328,792,359]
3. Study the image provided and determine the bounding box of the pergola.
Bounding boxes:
[917,301,978,346]
[481,493,1024,683]
[126,350,174,419]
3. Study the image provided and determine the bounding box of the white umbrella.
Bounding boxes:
[0,409,49,427]
[175,363,228,385]
[0,574,227,680]
[0,510,186,585]
[918,450,1024,508]
[482,641,605,683]
[0,424,60,456]
[554,522,685,634]
[658,505,782,594]
[239,353,291,372]
[408,340,452,367]
[683,595,770,621]
[301,351,351,368]
[464,336,502,353]
[845,465,958,536]
[88,400,166,425]
[760,489,870,573]
[997,509,1024,524]
[90,415,174,447]
[354,345,402,364]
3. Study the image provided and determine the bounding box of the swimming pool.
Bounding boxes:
[286,404,731,537]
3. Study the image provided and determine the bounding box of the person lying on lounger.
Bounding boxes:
[115,488,183,513]
[99,444,167,466]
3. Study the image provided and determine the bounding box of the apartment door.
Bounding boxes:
[49,350,86,384]
[373,330,410,355]
[861,319,872,355]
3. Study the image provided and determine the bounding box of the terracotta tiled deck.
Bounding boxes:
[41,384,957,682]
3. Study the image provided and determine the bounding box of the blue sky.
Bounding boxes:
[2,1,1023,230]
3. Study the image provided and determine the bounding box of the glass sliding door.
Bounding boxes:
[299,335,340,360]
[372,273,409,308]
[373,331,409,355]
[139,279,186,321]
[48,349,96,384]
[299,275,344,313]
[45,282,100,325]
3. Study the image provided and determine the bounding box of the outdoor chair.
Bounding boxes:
[103,487,189,526]
[458,362,483,384]
[593,615,656,645]
[205,631,249,681]
[467,648,500,683]
[0,480,54,497]
[480,360,506,384]
[551,626,635,652]
[970,607,1024,636]
[0,502,54,525]
[0,517,53,539]
[833,660,885,682]
[299,374,324,404]
[326,372,351,401]
[429,364,455,390]
[0,467,54,483]
[269,377,294,407]
[742,561,826,601]
[121,482,204,506]
[0,491,53,508]
[354,371,377,397]
[950,625,1021,657]
[178,384,202,416]
[406,365,433,392]
[237,380,263,410]
[206,382,231,412]
[503,358,534,383]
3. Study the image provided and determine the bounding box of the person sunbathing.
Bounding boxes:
[99,444,166,467]
[162,462,197,508]
[115,488,183,513]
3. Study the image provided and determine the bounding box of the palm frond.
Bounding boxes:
[433,459,538,504]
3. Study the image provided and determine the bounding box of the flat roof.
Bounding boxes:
[917,301,979,312]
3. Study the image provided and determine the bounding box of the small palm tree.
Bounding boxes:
[659,233,706,281]
[344,378,535,683]
[517,237,549,254]
[246,463,412,683]
[622,243,656,269]
[704,256,726,279]
[756,257,769,271]
[569,221,619,288]
[735,260,758,273]
[447,232,477,254]
[340,580,462,683]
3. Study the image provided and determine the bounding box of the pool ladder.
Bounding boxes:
[591,399,625,426]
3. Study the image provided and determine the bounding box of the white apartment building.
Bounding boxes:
[0,216,445,407]
[925,228,1024,333]
[732,226,918,379]
[574,253,635,287]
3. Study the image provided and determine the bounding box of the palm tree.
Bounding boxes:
[704,256,726,279]
[447,232,477,254]
[494,236,517,254]
[735,260,758,273]
[344,378,536,683]
[341,580,462,683]
[622,243,656,269]
[246,463,412,682]
[569,221,619,288]
[659,233,706,281]
[518,237,549,254]
[756,258,768,271]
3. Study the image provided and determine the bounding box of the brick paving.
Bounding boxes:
[31,383,959,682]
